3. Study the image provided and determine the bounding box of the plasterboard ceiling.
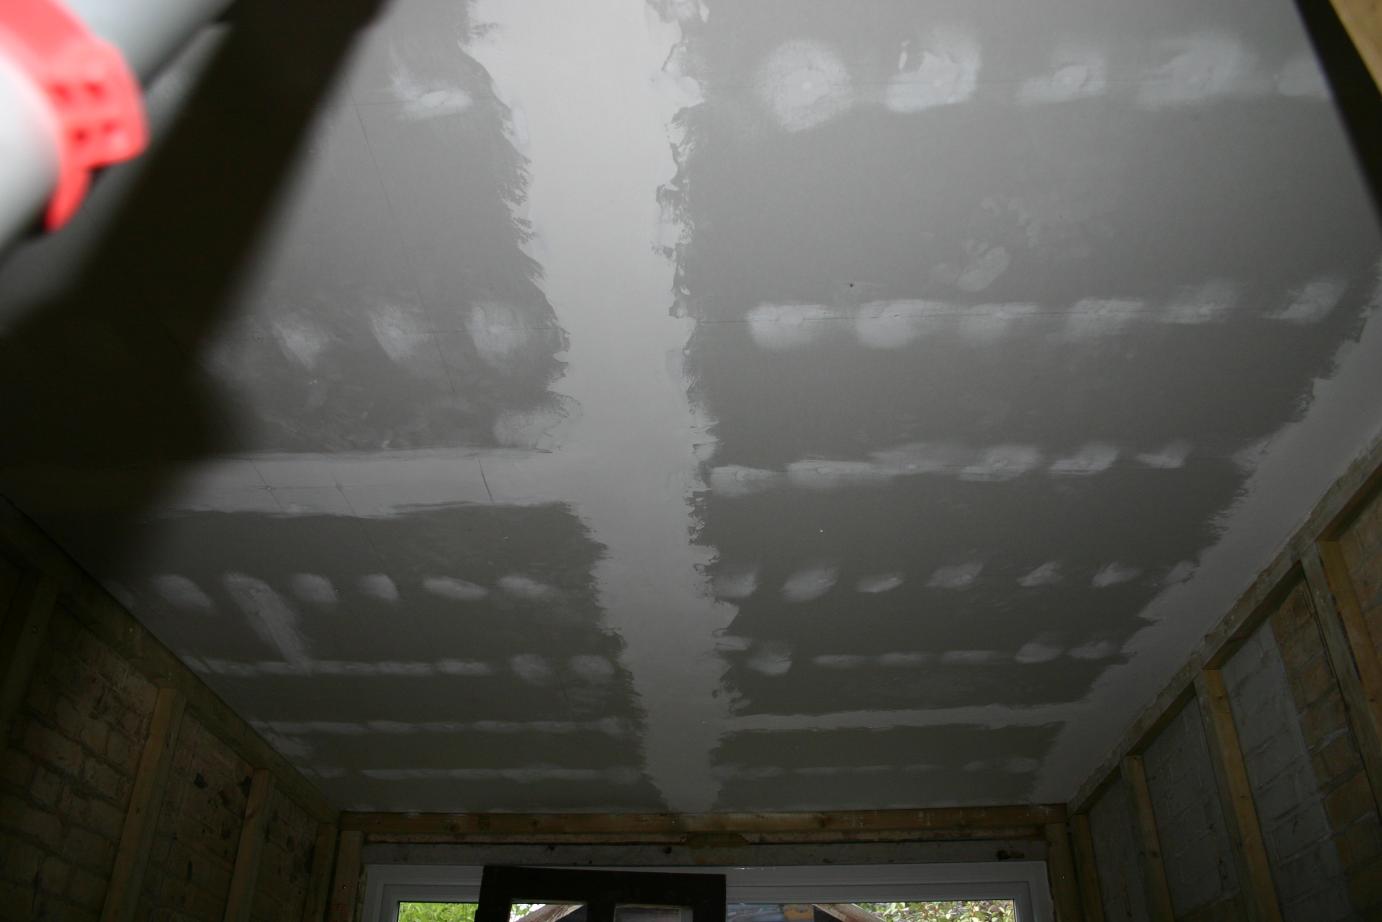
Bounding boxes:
[1,0,1380,814]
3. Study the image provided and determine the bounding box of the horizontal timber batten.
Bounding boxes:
[341,806,1065,843]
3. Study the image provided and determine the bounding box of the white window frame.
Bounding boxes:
[363,862,1054,922]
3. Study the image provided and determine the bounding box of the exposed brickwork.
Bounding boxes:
[135,714,252,922]
[0,605,157,922]
[0,573,326,921]
[250,787,318,922]
[1340,485,1382,663]
[1223,608,1353,922]
[1142,697,1244,920]
[1089,775,1152,922]
[1270,576,1382,917]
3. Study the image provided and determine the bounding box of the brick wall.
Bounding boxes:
[1088,775,1151,922]
[0,549,331,922]
[251,789,318,922]
[1141,697,1243,921]
[0,604,157,922]
[1341,485,1382,662]
[1222,603,1354,921]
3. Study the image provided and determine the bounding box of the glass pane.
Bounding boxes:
[399,904,478,922]
[511,903,587,922]
[727,903,1017,922]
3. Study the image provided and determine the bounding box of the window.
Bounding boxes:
[365,865,1051,922]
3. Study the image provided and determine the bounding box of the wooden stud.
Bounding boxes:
[224,769,276,922]
[1195,670,1283,922]
[0,570,58,735]
[100,688,186,922]
[1070,441,1382,815]
[1044,821,1084,922]
[327,830,364,922]
[340,805,1064,841]
[1121,756,1175,922]
[302,822,339,922]
[1329,0,1382,88]
[1069,814,1104,922]
[1305,542,1382,815]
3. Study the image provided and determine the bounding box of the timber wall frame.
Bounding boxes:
[1067,432,1382,921]
[0,496,340,922]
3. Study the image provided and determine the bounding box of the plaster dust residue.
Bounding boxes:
[468,0,730,811]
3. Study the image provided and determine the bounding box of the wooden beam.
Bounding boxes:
[1304,543,1382,814]
[327,830,363,922]
[224,769,275,922]
[1044,821,1084,922]
[1070,438,1382,813]
[100,688,186,922]
[1121,756,1175,922]
[302,822,339,922]
[1195,670,1283,922]
[340,805,1064,842]
[1329,0,1382,88]
[0,570,58,735]
[1069,814,1104,922]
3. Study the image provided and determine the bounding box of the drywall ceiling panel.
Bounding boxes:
[0,0,1380,811]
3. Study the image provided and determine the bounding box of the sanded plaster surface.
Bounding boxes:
[0,0,1380,811]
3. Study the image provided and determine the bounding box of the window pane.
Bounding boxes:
[399,904,479,922]
[727,903,1017,922]
[511,903,587,922]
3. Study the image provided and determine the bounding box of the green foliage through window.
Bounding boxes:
[399,903,479,922]
[856,901,1016,922]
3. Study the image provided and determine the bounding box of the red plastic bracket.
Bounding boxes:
[0,0,147,230]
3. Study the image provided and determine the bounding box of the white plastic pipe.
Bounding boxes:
[0,0,231,250]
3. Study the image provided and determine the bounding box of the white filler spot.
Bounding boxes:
[290,573,337,605]
[1018,562,1062,587]
[1050,443,1119,477]
[468,301,531,366]
[755,40,853,131]
[884,28,981,112]
[358,573,400,602]
[928,561,983,589]
[510,654,554,685]
[708,465,782,497]
[782,566,839,602]
[498,574,556,600]
[1163,280,1237,325]
[1271,277,1347,324]
[1136,441,1192,470]
[713,567,759,600]
[152,574,214,612]
[569,654,615,683]
[854,300,947,349]
[422,576,488,601]
[1138,34,1256,108]
[857,573,904,594]
[1018,50,1106,104]
[746,642,794,676]
[1092,563,1143,588]
[1276,53,1330,100]
[746,303,833,350]
[390,56,473,120]
[1016,641,1063,664]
